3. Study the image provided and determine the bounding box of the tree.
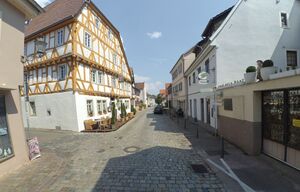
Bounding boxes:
[155,94,163,105]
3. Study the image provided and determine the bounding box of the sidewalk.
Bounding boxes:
[169,115,300,192]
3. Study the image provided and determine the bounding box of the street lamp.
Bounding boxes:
[21,39,47,139]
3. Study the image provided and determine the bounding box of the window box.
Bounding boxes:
[269,69,296,80]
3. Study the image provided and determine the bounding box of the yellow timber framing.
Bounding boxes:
[23,1,133,99]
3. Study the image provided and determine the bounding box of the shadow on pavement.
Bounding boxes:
[92,146,223,192]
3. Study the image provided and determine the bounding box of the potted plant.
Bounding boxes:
[131,105,136,115]
[120,103,125,122]
[244,66,256,83]
[261,60,276,80]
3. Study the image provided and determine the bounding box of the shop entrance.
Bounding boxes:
[262,89,300,170]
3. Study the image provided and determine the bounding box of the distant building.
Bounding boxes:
[170,48,196,111]
[134,82,147,106]
[166,83,172,108]
[147,94,156,107]
[0,0,42,177]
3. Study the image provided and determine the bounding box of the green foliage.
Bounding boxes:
[121,103,127,118]
[246,66,256,73]
[111,102,116,125]
[131,105,136,115]
[262,60,274,68]
[155,94,163,105]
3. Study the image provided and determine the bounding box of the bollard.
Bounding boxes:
[221,136,225,158]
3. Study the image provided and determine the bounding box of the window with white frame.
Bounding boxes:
[97,100,102,114]
[113,53,117,65]
[52,66,57,81]
[108,29,112,40]
[287,50,298,67]
[112,77,116,87]
[29,71,34,84]
[103,100,107,112]
[84,31,92,48]
[57,29,64,46]
[97,71,103,84]
[95,17,101,29]
[29,102,36,116]
[280,12,288,28]
[91,69,97,83]
[87,100,94,116]
[58,64,66,80]
[49,33,55,48]
[42,68,47,82]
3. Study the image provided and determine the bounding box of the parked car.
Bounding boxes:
[154,105,163,114]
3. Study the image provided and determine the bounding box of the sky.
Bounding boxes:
[36,0,238,94]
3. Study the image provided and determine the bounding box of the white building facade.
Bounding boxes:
[186,0,300,131]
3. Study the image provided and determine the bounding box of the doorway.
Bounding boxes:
[206,98,210,124]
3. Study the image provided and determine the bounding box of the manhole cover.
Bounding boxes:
[205,150,229,156]
[124,146,140,153]
[191,164,209,173]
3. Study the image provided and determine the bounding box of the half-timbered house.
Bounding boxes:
[21,0,134,132]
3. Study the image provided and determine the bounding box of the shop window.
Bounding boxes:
[29,102,37,116]
[223,98,233,111]
[0,96,14,160]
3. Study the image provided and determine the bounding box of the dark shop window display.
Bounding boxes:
[0,95,14,161]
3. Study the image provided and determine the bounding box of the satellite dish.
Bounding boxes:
[198,72,209,84]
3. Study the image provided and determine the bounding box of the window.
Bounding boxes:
[95,17,100,29]
[113,53,117,65]
[179,82,182,91]
[84,32,91,48]
[87,100,94,116]
[189,76,191,86]
[280,12,288,28]
[192,72,196,84]
[287,50,298,67]
[29,102,37,116]
[97,100,102,114]
[197,67,201,74]
[49,33,55,48]
[224,99,233,111]
[97,71,103,84]
[42,68,47,82]
[205,59,210,73]
[0,96,14,160]
[103,100,107,112]
[108,29,112,40]
[91,69,97,83]
[112,77,116,87]
[57,29,64,46]
[52,66,57,81]
[58,64,66,80]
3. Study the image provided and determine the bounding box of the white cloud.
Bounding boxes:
[146,31,162,39]
[35,0,53,7]
[135,74,150,82]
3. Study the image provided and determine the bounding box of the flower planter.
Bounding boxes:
[244,72,256,84]
[269,70,296,80]
[261,67,276,81]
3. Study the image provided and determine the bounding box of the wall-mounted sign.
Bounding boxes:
[198,72,209,85]
[292,119,300,128]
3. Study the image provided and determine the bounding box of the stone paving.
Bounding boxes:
[0,109,225,192]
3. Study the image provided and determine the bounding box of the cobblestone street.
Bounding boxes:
[0,109,225,192]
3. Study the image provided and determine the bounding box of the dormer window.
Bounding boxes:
[57,29,64,46]
[280,12,288,28]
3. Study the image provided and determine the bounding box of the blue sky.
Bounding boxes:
[36,0,238,94]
